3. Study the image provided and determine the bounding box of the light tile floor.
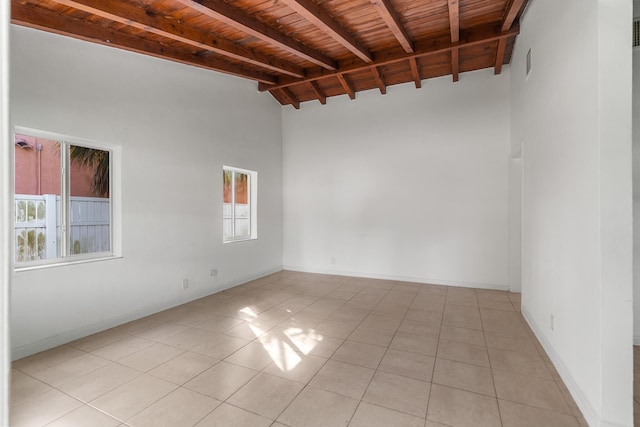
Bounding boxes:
[11,271,588,427]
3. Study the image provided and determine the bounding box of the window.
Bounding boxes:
[14,130,114,265]
[223,166,257,242]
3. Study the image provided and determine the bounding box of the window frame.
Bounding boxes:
[13,127,121,270]
[223,165,257,243]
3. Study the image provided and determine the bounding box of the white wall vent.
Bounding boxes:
[634,18,640,48]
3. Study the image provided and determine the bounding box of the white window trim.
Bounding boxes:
[12,126,122,270]
[223,165,257,243]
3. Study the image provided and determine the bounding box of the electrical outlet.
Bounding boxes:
[182,279,189,290]
[550,314,555,331]
[211,269,218,276]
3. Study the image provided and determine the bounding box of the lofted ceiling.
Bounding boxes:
[11,0,528,108]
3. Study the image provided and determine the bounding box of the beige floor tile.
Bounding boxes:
[331,308,369,323]
[46,405,121,427]
[224,322,270,340]
[10,388,83,427]
[119,343,184,372]
[359,313,403,332]
[488,347,552,379]
[69,329,130,352]
[13,346,86,375]
[309,359,374,399]
[427,384,501,427]
[90,373,177,420]
[398,319,441,338]
[390,332,438,357]
[362,370,430,417]
[192,334,251,359]
[148,351,218,385]
[194,315,245,333]
[277,386,359,427]
[184,361,258,401]
[195,403,272,427]
[405,309,443,324]
[484,331,537,353]
[437,340,490,367]
[443,311,482,330]
[482,318,529,337]
[439,325,486,347]
[227,372,304,419]
[224,341,276,371]
[411,301,446,313]
[378,349,435,382]
[58,363,140,402]
[432,358,495,396]
[478,299,516,311]
[498,399,580,427]
[92,336,155,361]
[128,387,220,427]
[31,353,111,387]
[10,369,52,406]
[157,328,221,350]
[349,402,424,427]
[348,326,396,347]
[331,340,386,369]
[493,370,572,414]
[314,319,359,339]
[172,309,219,327]
[262,353,327,383]
[480,308,522,322]
[290,332,343,358]
[425,421,452,427]
[134,323,189,342]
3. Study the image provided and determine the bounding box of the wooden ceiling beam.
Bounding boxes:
[49,0,305,78]
[501,0,526,31]
[409,57,421,88]
[309,81,327,105]
[177,0,336,71]
[371,67,387,94]
[451,48,459,82]
[369,0,413,53]
[494,38,506,74]
[259,23,520,92]
[336,74,356,100]
[281,0,373,63]
[11,1,277,84]
[447,0,459,83]
[279,88,301,109]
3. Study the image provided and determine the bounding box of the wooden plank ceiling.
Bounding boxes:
[12,0,528,108]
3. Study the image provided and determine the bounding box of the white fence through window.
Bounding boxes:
[15,194,110,262]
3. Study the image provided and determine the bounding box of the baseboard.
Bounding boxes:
[521,307,602,427]
[11,266,283,360]
[282,265,509,291]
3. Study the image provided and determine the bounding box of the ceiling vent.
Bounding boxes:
[634,18,640,48]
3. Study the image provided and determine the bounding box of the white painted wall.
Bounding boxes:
[511,1,633,426]
[0,0,10,423]
[10,26,284,358]
[282,71,511,289]
[632,0,640,347]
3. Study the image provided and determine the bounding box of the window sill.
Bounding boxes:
[223,237,257,244]
[15,255,123,272]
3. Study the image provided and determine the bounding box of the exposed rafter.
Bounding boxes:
[336,74,356,100]
[409,57,421,88]
[50,0,305,78]
[279,88,301,109]
[495,38,507,74]
[371,67,387,94]
[177,0,337,70]
[369,0,413,53]
[501,0,527,31]
[280,0,374,63]
[258,23,519,92]
[309,81,327,105]
[447,0,459,82]
[11,1,278,84]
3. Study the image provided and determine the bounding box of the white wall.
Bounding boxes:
[1,1,10,423]
[511,1,633,426]
[283,71,511,289]
[632,0,640,347]
[10,26,284,359]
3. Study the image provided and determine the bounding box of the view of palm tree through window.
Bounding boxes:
[14,133,111,263]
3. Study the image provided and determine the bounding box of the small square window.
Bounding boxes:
[223,166,257,242]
